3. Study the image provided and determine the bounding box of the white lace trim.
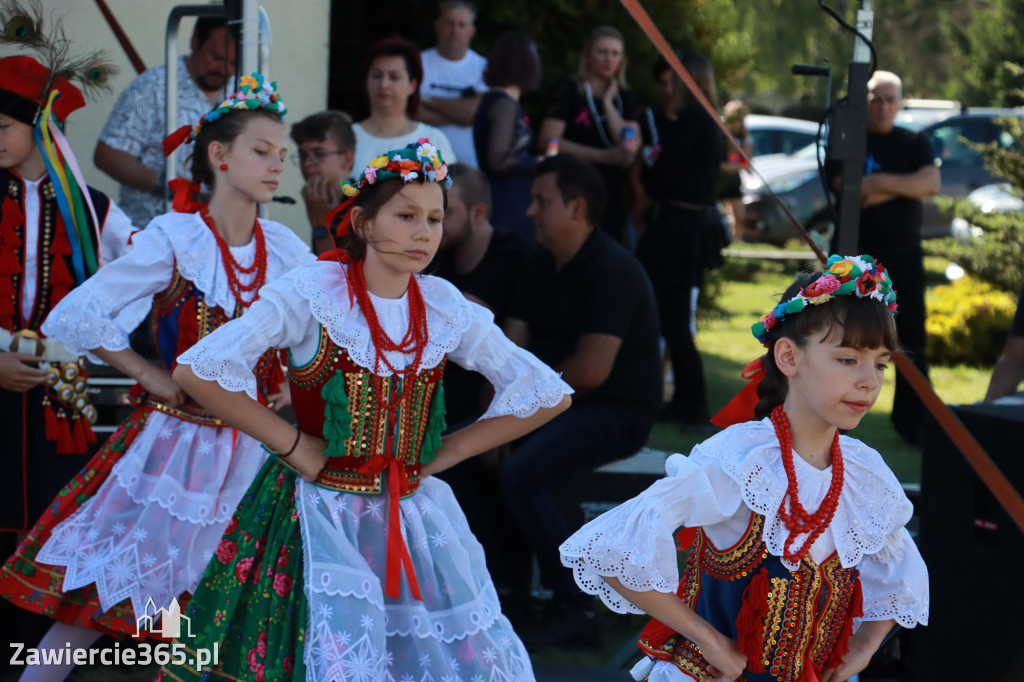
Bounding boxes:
[714,419,913,571]
[293,261,474,374]
[560,494,675,615]
[178,340,262,398]
[295,478,535,681]
[158,211,313,316]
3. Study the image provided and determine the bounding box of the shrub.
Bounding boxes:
[925,275,1017,366]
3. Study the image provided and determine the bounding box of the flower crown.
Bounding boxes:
[162,73,286,155]
[751,254,898,347]
[339,138,452,198]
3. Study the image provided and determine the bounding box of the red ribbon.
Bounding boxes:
[710,357,765,428]
[356,454,423,601]
[325,197,355,239]
[162,124,192,156]
[166,178,206,214]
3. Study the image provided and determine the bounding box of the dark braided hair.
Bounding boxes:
[753,270,900,420]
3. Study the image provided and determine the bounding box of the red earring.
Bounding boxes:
[219,163,228,171]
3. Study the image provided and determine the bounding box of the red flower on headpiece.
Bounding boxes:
[856,271,882,295]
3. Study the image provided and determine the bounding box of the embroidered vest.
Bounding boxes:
[0,169,108,333]
[132,268,283,425]
[288,324,446,498]
[639,512,861,682]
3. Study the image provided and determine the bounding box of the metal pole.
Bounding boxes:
[834,0,874,254]
[165,4,229,210]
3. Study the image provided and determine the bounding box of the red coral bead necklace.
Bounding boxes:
[348,258,429,414]
[201,211,267,308]
[770,404,845,564]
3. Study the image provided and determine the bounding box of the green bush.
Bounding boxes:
[926,275,1017,366]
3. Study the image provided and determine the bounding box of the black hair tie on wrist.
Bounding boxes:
[274,425,301,456]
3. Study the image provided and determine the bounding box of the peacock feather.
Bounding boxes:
[0,0,43,48]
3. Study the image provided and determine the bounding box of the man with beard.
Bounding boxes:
[94,18,237,227]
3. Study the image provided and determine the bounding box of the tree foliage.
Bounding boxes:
[925,113,1024,295]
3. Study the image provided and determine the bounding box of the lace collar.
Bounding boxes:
[699,418,914,570]
[152,211,313,315]
[292,259,474,374]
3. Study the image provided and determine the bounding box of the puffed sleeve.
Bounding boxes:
[559,446,746,614]
[175,272,320,400]
[857,526,929,628]
[40,225,175,363]
[446,301,572,419]
[98,199,137,263]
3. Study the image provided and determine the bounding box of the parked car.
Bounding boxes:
[740,109,1023,245]
[950,182,1024,239]
[744,114,820,157]
[896,99,960,130]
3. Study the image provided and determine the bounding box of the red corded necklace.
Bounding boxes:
[770,404,845,564]
[348,258,430,413]
[201,212,268,308]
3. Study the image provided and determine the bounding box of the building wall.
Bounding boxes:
[1,0,332,241]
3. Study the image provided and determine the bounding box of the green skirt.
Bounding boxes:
[161,459,305,681]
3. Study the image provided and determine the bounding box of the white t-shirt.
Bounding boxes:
[419,47,487,168]
[351,122,457,179]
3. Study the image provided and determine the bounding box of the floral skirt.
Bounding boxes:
[0,406,267,639]
[163,458,535,681]
[0,409,155,638]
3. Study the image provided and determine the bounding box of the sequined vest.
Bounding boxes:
[0,168,108,333]
[287,324,446,498]
[131,268,283,425]
[639,512,861,682]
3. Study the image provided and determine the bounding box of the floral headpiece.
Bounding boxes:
[751,254,898,348]
[339,138,452,199]
[162,73,287,155]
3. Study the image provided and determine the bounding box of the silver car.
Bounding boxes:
[740,109,1023,245]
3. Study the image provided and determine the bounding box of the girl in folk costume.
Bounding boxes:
[162,140,572,681]
[0,74,313,680]
[560,255,928,682]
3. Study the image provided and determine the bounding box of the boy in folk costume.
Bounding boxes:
[0,46,133,535]
[0,4,133,653]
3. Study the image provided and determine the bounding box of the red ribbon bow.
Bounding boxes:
[162,124,193,156]
[710,357,765,429]
[166,178,207,214]
[356,454,423,601]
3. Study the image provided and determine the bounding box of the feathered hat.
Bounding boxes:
[0,0,118,283]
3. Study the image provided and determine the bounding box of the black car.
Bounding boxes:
[741,109,1023,246]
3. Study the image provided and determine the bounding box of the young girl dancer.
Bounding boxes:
[0,74,313,678]
[561,255,928,682]
[163,139,572,681]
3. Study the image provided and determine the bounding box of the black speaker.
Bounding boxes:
[915,403,1024,681]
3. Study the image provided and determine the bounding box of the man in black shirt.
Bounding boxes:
[502,155,662,644]
[828,70,940,444]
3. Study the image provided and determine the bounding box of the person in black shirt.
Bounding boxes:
[502,155,662,645]
[634,49,724,430]
[473,31,542,242]
[538,26,640,243]
[984,283,1024,402]
[827,70,940,444]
